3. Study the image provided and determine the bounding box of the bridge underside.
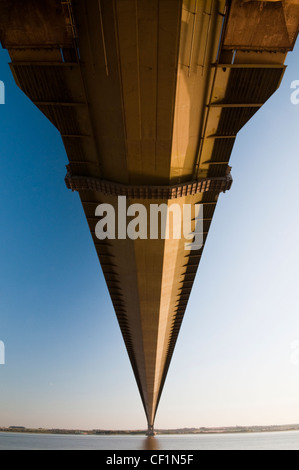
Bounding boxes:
[1,0,299,428]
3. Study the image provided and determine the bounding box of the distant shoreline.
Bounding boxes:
[1,424,299,436]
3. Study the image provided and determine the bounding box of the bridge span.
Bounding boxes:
[1,0,299,434]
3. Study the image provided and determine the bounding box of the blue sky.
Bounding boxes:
[1,42,299,431]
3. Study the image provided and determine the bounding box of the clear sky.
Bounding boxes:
[1,40,299,431]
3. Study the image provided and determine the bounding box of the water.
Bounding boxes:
[1,430,299,450]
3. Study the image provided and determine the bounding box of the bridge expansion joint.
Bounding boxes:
[64,169,233,200]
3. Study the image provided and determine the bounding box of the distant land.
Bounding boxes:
[1,424,299,436]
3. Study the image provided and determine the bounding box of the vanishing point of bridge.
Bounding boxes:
[1,0,299,435]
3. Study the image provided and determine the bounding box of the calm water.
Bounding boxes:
[0,430,299,450]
